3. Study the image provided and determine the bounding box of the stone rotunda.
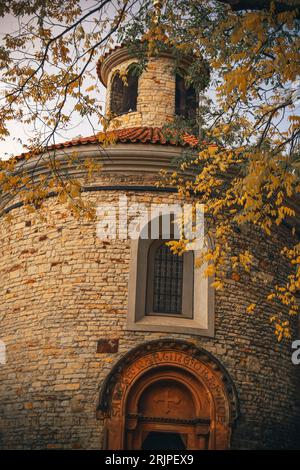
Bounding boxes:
[0,43,299,450]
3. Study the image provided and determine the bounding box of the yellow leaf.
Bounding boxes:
[246,303,256,313]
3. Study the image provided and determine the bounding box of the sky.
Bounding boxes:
[0,83,106,159]
[0,1,298,160]
[0,1,115,159]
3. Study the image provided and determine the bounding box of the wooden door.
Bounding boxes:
[126,378,210,450]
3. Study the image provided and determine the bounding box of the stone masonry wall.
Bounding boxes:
[0,172,299,449]
[106,57,175,130]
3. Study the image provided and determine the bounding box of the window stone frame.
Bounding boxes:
[127,236,215,337]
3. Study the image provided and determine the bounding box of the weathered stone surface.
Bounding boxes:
[0,176,299,449]
[106,56,176,130]
[0,45,299,450]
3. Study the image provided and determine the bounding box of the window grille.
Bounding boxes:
[153,243,183,314]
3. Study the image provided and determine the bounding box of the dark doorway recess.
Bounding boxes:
[142,431,186,450]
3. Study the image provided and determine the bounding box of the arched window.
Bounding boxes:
[110,68,138,116]
[148,241,183,315]
[175,74,197,121]
[127,215,215,336]
[146,239,193,318]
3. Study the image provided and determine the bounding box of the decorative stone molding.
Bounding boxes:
[97,339,239,450]
[127,214,215,336]
[97,46,193,87]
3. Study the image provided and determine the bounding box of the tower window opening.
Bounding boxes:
[110,69,138,116]
[175,75,197,121]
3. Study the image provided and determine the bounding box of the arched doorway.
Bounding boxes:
[125,369,211,450]
[97,340,239,450]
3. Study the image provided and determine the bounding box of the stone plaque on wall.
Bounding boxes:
[97,338,119,354]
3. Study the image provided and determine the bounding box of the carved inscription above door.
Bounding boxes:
[97,340,239,450]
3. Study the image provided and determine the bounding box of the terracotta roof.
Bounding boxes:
[15,127,199,160]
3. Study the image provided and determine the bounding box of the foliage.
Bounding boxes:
[121,0,300,340]
[0,0,299,339]
[0,0,142,216]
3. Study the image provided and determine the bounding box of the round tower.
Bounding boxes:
[0,43,299,450]
[97,45,199,130]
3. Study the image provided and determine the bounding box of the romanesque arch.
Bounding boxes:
[110,66,138,116]
[97,339,239,450]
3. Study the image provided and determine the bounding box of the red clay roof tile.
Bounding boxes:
[15,126,198,161]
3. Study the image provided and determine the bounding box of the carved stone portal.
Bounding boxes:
[97,339,239,450]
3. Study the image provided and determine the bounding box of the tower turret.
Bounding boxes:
[97,45,200,131]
